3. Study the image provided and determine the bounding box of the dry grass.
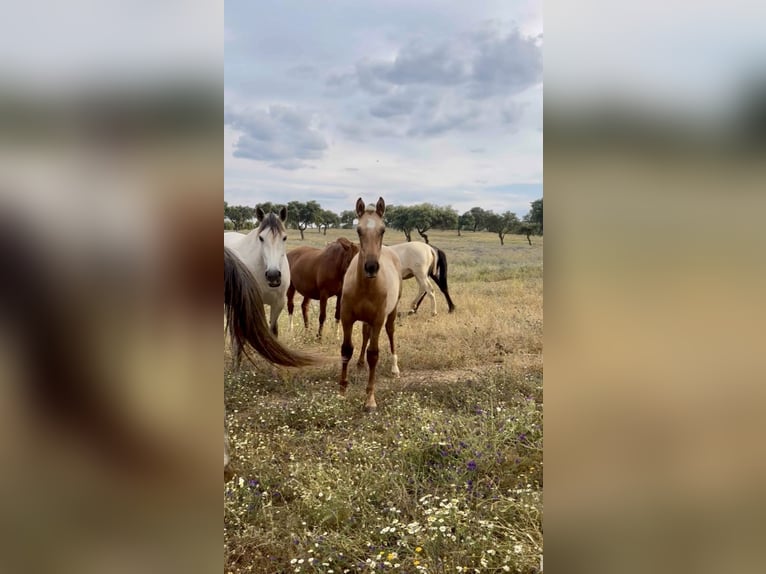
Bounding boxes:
[225,228,543,574]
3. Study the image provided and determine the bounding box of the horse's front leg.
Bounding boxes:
[364,326,382,411]
[357,323,371,369]
[269,296,284,337]
[317,293,328,339]
[339,319,354,397]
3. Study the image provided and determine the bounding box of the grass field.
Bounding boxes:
[225,228,543,573]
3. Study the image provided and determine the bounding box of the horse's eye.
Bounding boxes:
[282,236,287,242]
[259,236,264,242]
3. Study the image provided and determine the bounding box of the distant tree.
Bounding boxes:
[340,210,357,229]
[469,206,489,232]
[525,198,543,235]
[254,202,279,221]
[385,205,417,242]
[287,200,322,240]
[224,204,255,231]
[457,211,474,237]
[516,222,540,245]
[317,209,340,235]
[485,211,520,245]
[411,204,457,244]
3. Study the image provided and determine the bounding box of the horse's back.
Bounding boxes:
[389,241,431,275]
[224,232,247,249]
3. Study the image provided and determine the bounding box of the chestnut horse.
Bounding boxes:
[224,246,320,480]
[339,197,402,411]
[286,237,359,339]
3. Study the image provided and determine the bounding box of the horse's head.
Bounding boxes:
[255,206,288,287]
[355,197,386,279]
[336,237,360,269]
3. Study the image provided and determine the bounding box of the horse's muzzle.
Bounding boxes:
[364,261,379,278]
[265,269,282,287]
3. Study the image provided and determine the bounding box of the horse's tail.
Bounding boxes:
[429,246,456,313]
[224,247,321,367]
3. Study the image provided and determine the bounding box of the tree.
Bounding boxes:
[457,211,474,237]
[317,209,340,235]
[385,205,417,242]
[411,204,457,244]
[224,204,255,231]
[516,222,540,245]
[287,200,321,240]
[485,210,520,245]
[340,210,357,229]
[525,198,543,235]
[254,202,279,221]
[469,206,489,232]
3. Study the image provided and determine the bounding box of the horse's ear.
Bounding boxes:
[337,237,351,249]
[355,198,365,217]
[255,206,265,221]
[375,197,386,217]
[279,206,288,222]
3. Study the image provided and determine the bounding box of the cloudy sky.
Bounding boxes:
[224,0,542,217]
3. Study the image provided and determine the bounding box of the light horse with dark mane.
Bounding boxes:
[339,197,402,411]
[389,241,455,316]
[224,246,320,480]
[286,237,359,339]
[224,206,290,366]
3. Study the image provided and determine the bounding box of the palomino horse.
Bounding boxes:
[224,246,320,480]
[224,207,290,364]
[389,241,455,316]
[339,197,402,411]
[286,237,359,339]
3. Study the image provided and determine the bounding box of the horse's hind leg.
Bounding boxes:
[357,323,370,369]
[334,295,341,340]
[231,336,243,371]
[412,274,436,316]
[385,308,400,377]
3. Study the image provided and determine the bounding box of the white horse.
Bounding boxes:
[389,242,455,316]
[224,206,290,356]
[224,246,320,480]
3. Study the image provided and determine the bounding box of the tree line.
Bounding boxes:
[225,198,542,245]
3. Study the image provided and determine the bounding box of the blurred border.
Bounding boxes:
[545,1,766,572]
[0,3,222,573]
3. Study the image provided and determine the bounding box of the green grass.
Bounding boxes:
[225,228,543,573]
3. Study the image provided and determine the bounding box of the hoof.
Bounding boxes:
[356,361,366,370]
[363,405,378,413]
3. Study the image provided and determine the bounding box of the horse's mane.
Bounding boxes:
[258,212,285,237]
